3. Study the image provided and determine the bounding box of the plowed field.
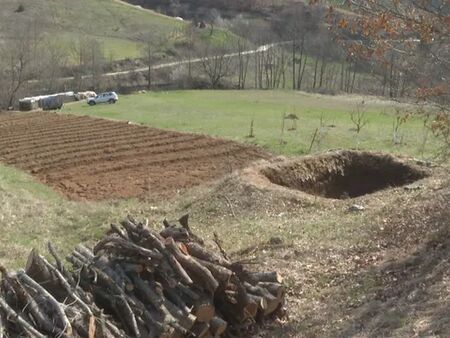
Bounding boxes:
[0,112,269,200]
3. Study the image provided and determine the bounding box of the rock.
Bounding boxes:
[414,158,432,167]
[348,204,365,212]
[404,183,423,191]
[268,237,283,245]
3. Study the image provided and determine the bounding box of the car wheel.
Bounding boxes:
[88,101,96,106]
[108,99,116,104]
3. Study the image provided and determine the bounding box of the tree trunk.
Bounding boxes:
[292,40,296,90]
[313,57,319,89]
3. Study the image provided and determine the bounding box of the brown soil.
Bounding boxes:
[0,112,270,200]
[261,151,428,199]
[183,151,431,221]
[172,154,448,338]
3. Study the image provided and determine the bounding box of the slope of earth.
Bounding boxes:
[0,0,183,60]
[0,112,269,200]
[169,156,450,337]
[0,143,448,337]
[124,0,353,20]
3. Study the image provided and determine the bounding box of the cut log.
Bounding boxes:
[165,238,219,294]
[39,253,93,316]
[247,271,283,284]
[257,282,285,300]
[244,300,258,319]
[0,297,47,338]
[185,243,232,268]
[160,227,190,242]
[244,283,280,316]
[4,273,61,337]
[195,258,233,287]
[246,294,268,312]
[17,270,72,335]
[0,307,4,338]
[193,298,215,323]
[0,216,286,337]
[210,316,227,336]
[190,322,210,338]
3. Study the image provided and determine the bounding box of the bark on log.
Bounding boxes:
[256,282,285,300]
[185,243,232,268]
[165,238,219,294]
[247,271,283,284]
[210,316,227,336]
[244,282,280,316]
[17,270,72,335]
[160,227,189,242]
[192,298,215,323]
[0,297,47,338]
[195,258,233,287]
[190,322,210,338]
[0,216,285,338]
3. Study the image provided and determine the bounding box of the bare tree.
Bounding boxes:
[40,40,69,93]
[350,100,368,134]
[200,39,233,88]
[236,38,250,89]
[392,108,410,145]
[70,37,88,91]
[0,25,42,108]
[140,33,167,90]
[431,110,450,162]
[183,23,197,82]
[87,39,106,90]
[273,4,321,90]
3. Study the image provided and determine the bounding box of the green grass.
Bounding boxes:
[57,34,144,61]
[62,90,440,159]
[0,0,242,62]
[0,0,183,61]
[0,163,172,268]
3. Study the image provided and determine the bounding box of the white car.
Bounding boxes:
[87,92,118,105]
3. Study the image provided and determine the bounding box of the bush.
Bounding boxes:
[15,4,25,12]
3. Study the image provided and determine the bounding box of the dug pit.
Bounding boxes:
[261,151,428,199]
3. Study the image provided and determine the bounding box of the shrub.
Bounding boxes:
[15,4,25,12]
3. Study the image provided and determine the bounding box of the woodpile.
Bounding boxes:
[0,216,285,337]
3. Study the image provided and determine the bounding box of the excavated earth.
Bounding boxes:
[0,112,270,200]
[259,150,428,199]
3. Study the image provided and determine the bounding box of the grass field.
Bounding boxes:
[0,162,169,267]
[63,90,440,159]
[0,0,242,62]
[0,0,182,61]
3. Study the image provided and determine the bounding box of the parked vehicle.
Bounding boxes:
[41,96,63,110]
[87,92,119,105]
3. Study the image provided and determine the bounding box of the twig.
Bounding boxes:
[17,270,72,335]
[0,297,46,338]
[40,254,93,316]
[221,195,236,218]
[308,128,319,153]
[213,232,230,261]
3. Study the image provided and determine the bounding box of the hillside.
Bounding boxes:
[124,0,351,20]
[0,108,449,337]
[0,0,184,60]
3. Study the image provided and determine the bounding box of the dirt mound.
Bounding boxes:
[0,112,270,200]
[261,151,427,199]
[181,150,432,220]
